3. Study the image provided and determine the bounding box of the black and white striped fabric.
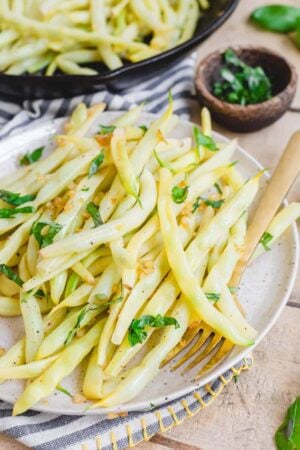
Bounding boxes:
[0,54,252,450]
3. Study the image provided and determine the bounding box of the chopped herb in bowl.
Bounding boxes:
[213,48,272,106]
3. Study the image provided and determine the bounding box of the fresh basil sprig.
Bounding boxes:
[64,305,99,345]
[0,189,35,206]
[86,202,102,228]
[0,264,23,286]
[88,152,104,178]
[259,231,273,251]
[171,185,189,204]
[20,146,44,166]
[0,206,35,219]
[128,314,180,347]
[31,221,63,248]
[275,397,300,450]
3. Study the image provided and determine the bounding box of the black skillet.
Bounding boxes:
[0,0,239,100]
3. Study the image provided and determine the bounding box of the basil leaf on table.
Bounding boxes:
[251,5,300,33]
[275,396,300,450]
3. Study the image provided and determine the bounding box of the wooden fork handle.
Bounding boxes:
[230,130,300,287]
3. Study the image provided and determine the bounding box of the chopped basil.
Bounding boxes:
[171,185,189,204]
[86,202,102,227]
[31,221,63,248]
[259,231,273,251]
[56,384,72,398]
[193,127,219,152]
[275,396,300,450]
[0,190,35,206]
[0,264,23,286]
[95,294,123,307]
[98,124,116,135]
[64,306,89,345]
[0,206,35,219]
[205,292,221,302]
[20,147,44,166]
[139,125,148,132]
[81,187,89,192]
[153,149,172,170]
[214,183,223,195]
[203,198,224,209]
[213,49,272,106]
[88,152,104,178]
[228,286,238,294]
[128,314,180,347]
[192,196,224,212]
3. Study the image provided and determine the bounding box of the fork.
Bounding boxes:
[163,130,300,378]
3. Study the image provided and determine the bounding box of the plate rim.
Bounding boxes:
[0,111,298,415]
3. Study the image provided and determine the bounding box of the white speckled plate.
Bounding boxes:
[0,112,298,415]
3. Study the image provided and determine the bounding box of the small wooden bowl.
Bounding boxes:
[195,47,297,132]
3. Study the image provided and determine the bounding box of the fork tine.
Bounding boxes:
[171,323,213,371]
[160,321,202,367]
[194,339,234,379]
[183,333,223,372]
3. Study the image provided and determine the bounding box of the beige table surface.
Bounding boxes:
[1,0,299,449]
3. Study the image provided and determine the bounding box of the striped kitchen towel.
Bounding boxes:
[0,54,253,450]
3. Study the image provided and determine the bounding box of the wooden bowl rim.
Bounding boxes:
[195,46,298,111]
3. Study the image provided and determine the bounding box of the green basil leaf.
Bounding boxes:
[224,48,245,67]
[153,149,172,170]
[56,384,73,398]
[20,147,44,166]
[98,124,116,135]
[259,231,273,251]
[31,221,63,248]
[202,198,224,209]
[205,292,221,302]
[193,127,219,152]
[81,187,89,192]
[214,183,223,195]
[171,185,189,204]
[193,197,224,210]
[128,314,180,347]
[0,264,23,286]
[213,49,272,105]
[275,397,300,450]
[0,206,35,219]
[64,306,88,345]
[88,152,104,178]
[228,286,238,294]
[0,189,35,206]
[251,5,300,33]
[86,202,102,228]
[139,125,148,132]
